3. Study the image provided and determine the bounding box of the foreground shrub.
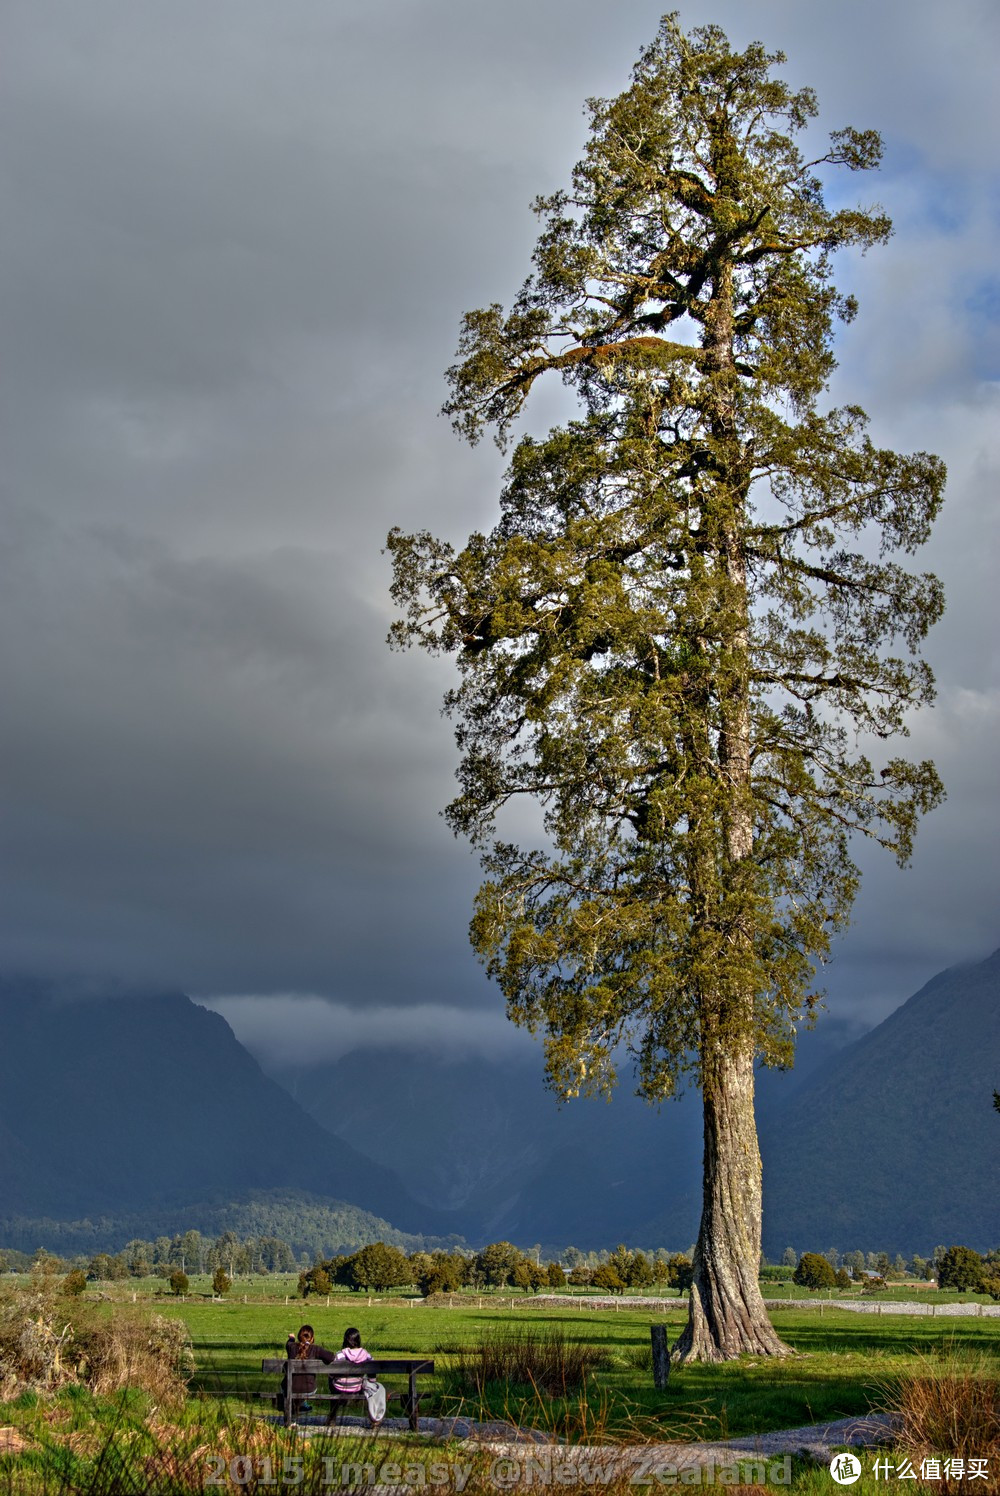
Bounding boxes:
[450,1325,604,1397]
[0,1286,76,1399]
[73,1311,194,1407]
[0,1285,193,1408]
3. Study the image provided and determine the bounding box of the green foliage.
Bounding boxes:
[627,1251,655,1288]
[344,1241,411,1292]
[389,14,944,1108]
[211,1267,231,1298]
[793,1253,837,1290]
[590,1263,626,1294]
[168,1270,189,1297]
[512,1260,547,1293]
[546,1260,567,1288]
[299,1265,331,1297]
[388,12,943,1356]
[416,1251,468,1297]
[937,1246,986,1293]
[665,1254,694,1294]
[61,1271,87,1297]
[474,1240,525,1289]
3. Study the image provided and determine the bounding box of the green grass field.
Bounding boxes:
[3,1292,998,1492]
[150,1294,1000,1443]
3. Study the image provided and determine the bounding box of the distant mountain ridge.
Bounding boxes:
[0,978,447,1239]
[258,952,1000,1253]
[0,1189,462,1260]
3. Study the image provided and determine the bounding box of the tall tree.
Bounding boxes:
[389,16,944,1359]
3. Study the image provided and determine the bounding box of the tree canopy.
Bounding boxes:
[389,14,944,1360]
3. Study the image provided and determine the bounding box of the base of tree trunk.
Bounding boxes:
[673,1272,792,1362]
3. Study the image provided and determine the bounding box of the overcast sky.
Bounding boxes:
[2,0,997,1066]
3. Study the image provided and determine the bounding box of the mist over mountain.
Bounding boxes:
[266,1017,856,1250]
[2,953,996,1258]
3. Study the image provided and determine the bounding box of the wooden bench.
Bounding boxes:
[261,1357,435,1431]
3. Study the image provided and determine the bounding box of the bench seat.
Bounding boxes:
[261,1357,434,1431]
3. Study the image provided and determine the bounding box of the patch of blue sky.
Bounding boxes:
[963,277,1000,381]
[819,134,973,237]
[965,277,1000,325]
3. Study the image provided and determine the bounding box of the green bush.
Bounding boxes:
[793,1253,836,1290]
[591,1264,625,1294]
[937,1245,985,1292]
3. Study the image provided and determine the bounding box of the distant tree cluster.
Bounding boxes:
[295,1239,697,1299]
[14,1232,997,1302]
[771,1247,940,1282]
[937,1245,1000,1297]
[300,1242,414,1297]
[770,1243,1000,1295]
[79,1230,297,1282]
[57,1230,299,1283]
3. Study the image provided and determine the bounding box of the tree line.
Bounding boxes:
[0,1229,298,1280]
[781,1245,1000,1295]
[5,1234,996,1294]
[299,1241,696,1297]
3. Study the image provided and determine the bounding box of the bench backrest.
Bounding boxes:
[261,1357,433,1375]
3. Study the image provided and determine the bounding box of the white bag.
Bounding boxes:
[362,1376,386,1423]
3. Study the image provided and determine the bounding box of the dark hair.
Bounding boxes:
[342,1327,362,1348]
[295,1325,315,1359]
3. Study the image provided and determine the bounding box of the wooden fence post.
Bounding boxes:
[651,1325,670,1390]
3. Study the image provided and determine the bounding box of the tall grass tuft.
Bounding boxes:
[886,1350,1000,1486]
[73,1312,194,1408]
[449,1325,605,1398]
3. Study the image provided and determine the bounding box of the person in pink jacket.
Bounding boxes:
[330,1327,386,1428]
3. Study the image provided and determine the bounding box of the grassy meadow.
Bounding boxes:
[152,1296,1000,1440]
[2,1285,999,1492]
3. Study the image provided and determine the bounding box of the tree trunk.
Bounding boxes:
[674,1025,791,1360]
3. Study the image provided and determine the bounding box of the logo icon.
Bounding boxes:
[829,1452,862,1485]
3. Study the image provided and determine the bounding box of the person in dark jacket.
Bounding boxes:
[279,1324,337,1423]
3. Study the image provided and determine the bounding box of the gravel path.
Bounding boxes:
[291,1408,896,1470]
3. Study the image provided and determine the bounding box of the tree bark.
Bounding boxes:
[674,1024,791,1360]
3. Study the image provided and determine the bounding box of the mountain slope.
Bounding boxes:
[760,949,1000,1255]
[0,979,442,1234]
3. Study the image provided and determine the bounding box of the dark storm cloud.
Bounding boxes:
[1,0,997,1053]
